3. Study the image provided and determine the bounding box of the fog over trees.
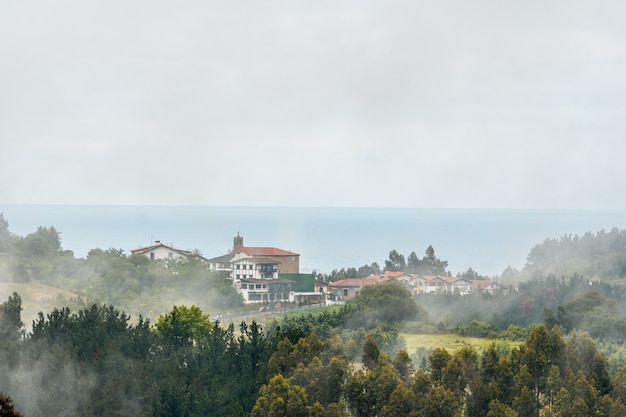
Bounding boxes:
[3,213,626,416]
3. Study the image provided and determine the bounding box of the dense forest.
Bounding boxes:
[3,287,626,417]
[3,213,626,416]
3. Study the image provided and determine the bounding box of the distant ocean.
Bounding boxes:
[1,205,625,277]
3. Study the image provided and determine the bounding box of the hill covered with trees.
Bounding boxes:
[3,286,626,416]
[522,227,626,281]
[0,213,243,321]
[4,212,626,416]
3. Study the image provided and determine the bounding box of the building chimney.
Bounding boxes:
[233,233,244,250]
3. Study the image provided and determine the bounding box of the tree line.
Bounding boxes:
[3,283,626,416]
[325,245,451,282]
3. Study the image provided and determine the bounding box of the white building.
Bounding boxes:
[238,278,294,303]
[130,241,197,261]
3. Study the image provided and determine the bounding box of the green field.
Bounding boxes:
[401,332,523,354]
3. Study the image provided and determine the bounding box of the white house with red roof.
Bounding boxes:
[329,273,472,298]
[410,275,471,295]
[470,279,507,296]
[130,241,198,261]
[328,272,407,299]
[443,276,472,295]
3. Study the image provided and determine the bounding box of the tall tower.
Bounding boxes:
[233,233,244,250]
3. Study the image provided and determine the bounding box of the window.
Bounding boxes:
[343,289,348,296]
[236,265,240,269]
[168,252,173,259]
[150,253,155,260]
[262,284,267,289]
[256,284,262,289]
[241,284,247,289]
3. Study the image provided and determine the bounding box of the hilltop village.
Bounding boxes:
[4,216,626,417]
[130,234,506,305]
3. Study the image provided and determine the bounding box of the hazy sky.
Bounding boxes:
[2,1,625,209]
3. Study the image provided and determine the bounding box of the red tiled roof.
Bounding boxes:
[471,280,490,290]
[443,276,466,283]
[382,271,409,279]
[330,274,392,288]
[422,275,446,282]
[470,279,504,290]
[364,274,390,285]
[329,278,366,288]
[232,246,299,257]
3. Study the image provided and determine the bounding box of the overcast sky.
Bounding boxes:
[2,1,625,209]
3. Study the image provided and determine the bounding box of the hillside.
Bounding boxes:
[522,227,626,280]
[0,282,87,327]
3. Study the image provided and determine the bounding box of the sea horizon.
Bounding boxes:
[1,204,625,277]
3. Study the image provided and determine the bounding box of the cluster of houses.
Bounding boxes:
[320,271,507,300]
[130,235,506,304]
[131,234,317,304]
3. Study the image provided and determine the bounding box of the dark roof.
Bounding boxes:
[130,242,192,256]
[206,252,237,263]
[238,278,295,284]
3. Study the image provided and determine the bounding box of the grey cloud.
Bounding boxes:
[1,1,625,208]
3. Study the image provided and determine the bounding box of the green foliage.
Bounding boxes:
[325,262,382,281]
[463,319,500,338]
[320,245,449,278]
[486,399,518,417]
[460,266,488,281]
[550,290,626,340]
[381,382,417,417]
[421,386,459,417]
[524,228,626,280]
[348,280,419,329]
[345,360,400,417]
[14,226,62,258]
[0,292,23,337]
[2,288,626,417]
[362,334,380,369]
[154,305,212,348]
[0,213,15,254]
[384,250,406,272]
[7,217,626,416]
[0,292,23,368]
[388,245,449,276]
[429,347,452,386]
[251,374,309,417]
[392,349,414,381]
[0,214,244,319]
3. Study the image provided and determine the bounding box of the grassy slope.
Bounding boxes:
[0,281,87,327]
[401,332,523,354]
